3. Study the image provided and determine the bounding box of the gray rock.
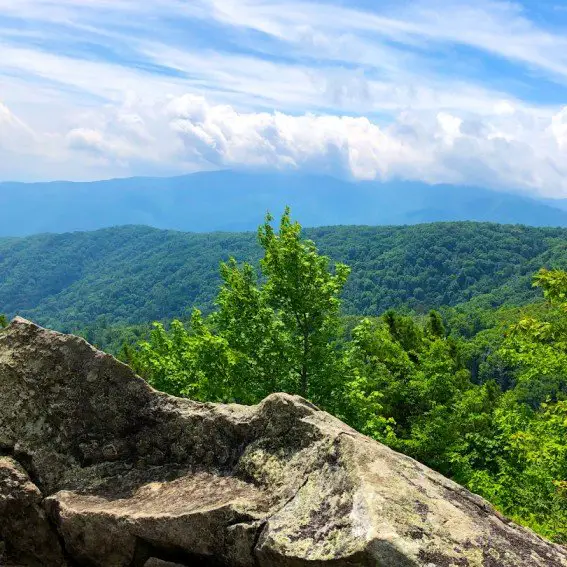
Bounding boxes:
[0,317,566,566]
[144,560,188,567]
[0,456,65,566]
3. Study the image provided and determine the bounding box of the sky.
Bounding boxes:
[2,0,567,197]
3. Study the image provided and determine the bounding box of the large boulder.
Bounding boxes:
[0,317,565,567]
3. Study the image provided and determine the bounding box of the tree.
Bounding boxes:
[500,268,567,406]
[383,310,423,358]
[426,310,446,338]
[485,268,567,541]
[532,268,567,304]
[208,258,292,401]
[258,208,350,397]
[136,208,350,404]
[339,317,407,440]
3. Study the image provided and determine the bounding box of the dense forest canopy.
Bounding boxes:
[2,222,567,333]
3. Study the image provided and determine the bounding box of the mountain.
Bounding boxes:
[2,171,567,235]
[1,222,567,331]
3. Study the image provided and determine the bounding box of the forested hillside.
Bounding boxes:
[2,222,567,331]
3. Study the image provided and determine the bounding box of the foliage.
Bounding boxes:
[137,210,348,405]
[3,222,567,332]
[338,282,567,542]
[460,268,567,541]
[258,209,351,396]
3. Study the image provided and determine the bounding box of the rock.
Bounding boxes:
[0,456,66,566]
[0,317,566,567]
[144,560,189,567]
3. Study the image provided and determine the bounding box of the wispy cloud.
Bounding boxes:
[1,0,567,196]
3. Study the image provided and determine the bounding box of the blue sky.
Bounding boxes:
[2,0,567,197]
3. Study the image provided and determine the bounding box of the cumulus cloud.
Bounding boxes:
[159,95,567,196]
[2,93,560,197]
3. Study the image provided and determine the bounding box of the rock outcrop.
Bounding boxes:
[0,317,566,567]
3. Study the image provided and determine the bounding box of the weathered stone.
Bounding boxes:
[0,456,66,566]
[0,317,566,566]
[144,560,190,567]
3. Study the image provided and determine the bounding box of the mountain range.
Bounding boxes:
[2,222,566,332]
[2,171,567,235]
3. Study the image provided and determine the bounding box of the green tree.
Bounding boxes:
[138,319,195,398]
[500,268,567,405]
[207,258,291,401]
[137,209,350,404]
[258,208,350,397]
[339,318,407,440]
[383,310,423,358]
[478,268,567,542]
[426,310,446,338]
[532,268,567,304]
[341,313,471,456]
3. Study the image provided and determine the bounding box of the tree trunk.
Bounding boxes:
[299,330,309,397]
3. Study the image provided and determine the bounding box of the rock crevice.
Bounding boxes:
[0,318,566,566]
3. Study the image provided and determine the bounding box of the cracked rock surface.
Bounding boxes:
[0,317,566,567]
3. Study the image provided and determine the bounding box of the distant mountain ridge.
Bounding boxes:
[1,171,567,235]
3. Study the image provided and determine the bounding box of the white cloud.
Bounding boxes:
[550,108,567,151]
[3,93,567,197]
[0,102,37,150]
[2,0,567,196]
[202,0,567,84]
